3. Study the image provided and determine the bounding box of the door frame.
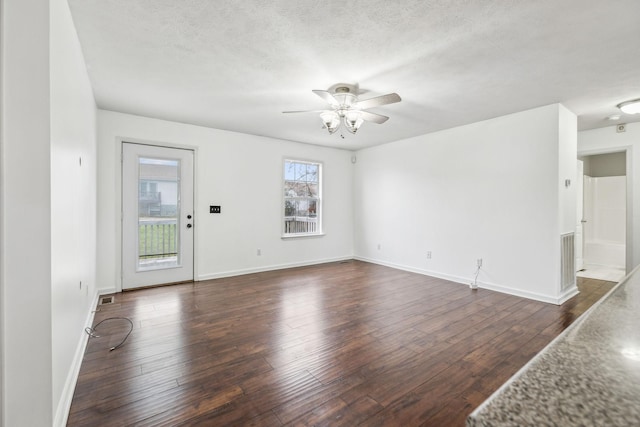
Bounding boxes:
[578,146,633,275]
[576,159,584,272]
[115,137,199,292]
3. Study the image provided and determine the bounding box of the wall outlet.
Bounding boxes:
[477,258,483,267]
[427,251,432,259]
[257,249,261,256]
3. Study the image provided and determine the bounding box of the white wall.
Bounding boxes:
[50,0,98,424]
[581,152,626,177]
[584,176,626,245]
[1,0,53,425]
[579,122,639,272]
[558,105,578,236]
[97,110,354,292]
[354,104,576,303]
[583,176,626,267]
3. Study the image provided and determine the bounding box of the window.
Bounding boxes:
[283,159,322,236]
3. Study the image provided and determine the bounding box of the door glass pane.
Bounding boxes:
[138,157,180,270]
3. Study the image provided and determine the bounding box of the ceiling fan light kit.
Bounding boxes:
[344,110,365,134]
[320,111,340,134]
[284,83,401,136]
[617,98,640,115]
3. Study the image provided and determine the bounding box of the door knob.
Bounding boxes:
[186,223,192,228]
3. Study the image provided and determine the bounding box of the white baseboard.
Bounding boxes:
[354,255,471,286]
[98,255,574,304]
[53,290,100,427]
[556,285,580,304]
[98,287,117,295]
[354,256,569,305]
[478,281,575,305]
[197,256,353,281]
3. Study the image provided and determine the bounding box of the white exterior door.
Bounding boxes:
[122,143,194,289]
[576,160,584,271]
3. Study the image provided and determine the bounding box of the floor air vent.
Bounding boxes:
[561,232,576,291]
[99,295,114,305]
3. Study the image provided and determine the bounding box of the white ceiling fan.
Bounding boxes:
[283,83,401,135]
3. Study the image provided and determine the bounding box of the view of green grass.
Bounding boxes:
[138,222,177,258]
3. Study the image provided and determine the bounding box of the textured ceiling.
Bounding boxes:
[67,0,640,150]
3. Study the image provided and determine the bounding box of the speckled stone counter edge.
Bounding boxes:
[466,266,637,427]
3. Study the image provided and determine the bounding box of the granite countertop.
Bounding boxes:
[467,268,640,427]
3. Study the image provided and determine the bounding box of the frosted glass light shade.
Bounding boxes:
[344,111,364,134]
[618,99,640,114]
[320,111,340,134]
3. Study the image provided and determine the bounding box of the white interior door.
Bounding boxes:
[122,143,194,289]
[576,160,584,271]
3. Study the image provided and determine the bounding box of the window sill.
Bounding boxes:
[281,233,325,240]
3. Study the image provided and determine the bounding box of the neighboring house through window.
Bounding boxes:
[283,159,322,236]
[138,160,179,217]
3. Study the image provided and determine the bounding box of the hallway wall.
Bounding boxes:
[50,0,98,423]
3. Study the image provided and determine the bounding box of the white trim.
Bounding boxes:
[53,290,100,427]
[115,136,199,292]
[281,233,326,239]
[197,256,352,281]
[282,157,323,237]
[354,255,470,285]
[556,285,580,304]
[98,287,118,296]
[481,281,577,305]
[577,145,633,274]
[354,256,572,305]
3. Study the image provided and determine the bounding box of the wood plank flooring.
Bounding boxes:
[67,260,615,426]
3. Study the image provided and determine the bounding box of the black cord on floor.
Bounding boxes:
[85,317,134,351]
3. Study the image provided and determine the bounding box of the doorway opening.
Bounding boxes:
[577,151,626,282]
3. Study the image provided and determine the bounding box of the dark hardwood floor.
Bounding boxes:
[67,261,615,426]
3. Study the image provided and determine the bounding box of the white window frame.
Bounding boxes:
[282,158,323,238]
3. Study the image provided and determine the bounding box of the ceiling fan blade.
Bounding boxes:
[312,90,340,106]
[282,109,327,114]
[360,111,389,124]
[356,93,401,110]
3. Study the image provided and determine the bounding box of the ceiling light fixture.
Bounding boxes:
[320,111,340,134]
[617,99,640,115]
[283,84,401,136]
[344,110,364,134]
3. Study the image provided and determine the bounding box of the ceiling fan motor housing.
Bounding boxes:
[330,86,358,112]
[334,86,352,94]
